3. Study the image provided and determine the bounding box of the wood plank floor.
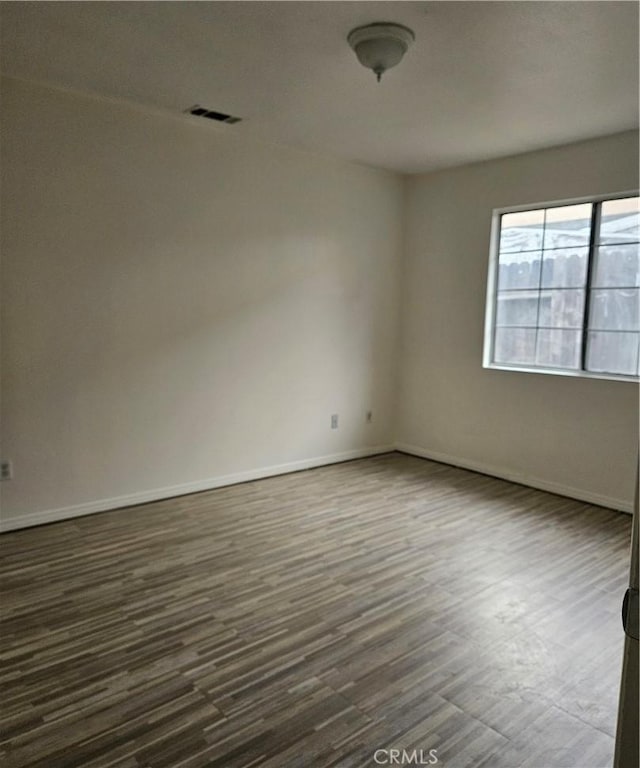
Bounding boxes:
[0,453,632,768]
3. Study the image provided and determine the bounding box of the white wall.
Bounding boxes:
[397,131,639,511]
[0,77,404,529]
[2,78,637,531]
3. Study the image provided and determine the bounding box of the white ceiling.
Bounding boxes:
[1,1,638,174]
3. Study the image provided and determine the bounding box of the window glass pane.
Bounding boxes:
[496,291,538,326]
[499,210,544,253]
[497,252,541,289]
[592,243,640,288]
[494,328,536,365]
[599,197,640,244]
[586,331,639,375]
[541,247,588,288]
[589,288,640,332]
[543,204,592,249]
[489,197,640,378]
[538,289,585,329]
[535,329,582,369]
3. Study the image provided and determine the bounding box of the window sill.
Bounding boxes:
[484,362,640,383]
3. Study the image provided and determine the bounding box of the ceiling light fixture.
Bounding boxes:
[347,22,415,82]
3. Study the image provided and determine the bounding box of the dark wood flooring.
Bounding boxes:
[0,453,632,768]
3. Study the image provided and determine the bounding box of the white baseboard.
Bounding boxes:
[2,442,630,532]
[0,445,394,532]
[394,442,633,514]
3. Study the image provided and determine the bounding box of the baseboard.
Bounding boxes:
[394,442,633,514]
[3,442,630,531]
[0,445,395,532]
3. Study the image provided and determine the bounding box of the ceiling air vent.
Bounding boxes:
[186,105,242,124]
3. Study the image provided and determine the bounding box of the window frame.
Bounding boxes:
[483,190,640,382]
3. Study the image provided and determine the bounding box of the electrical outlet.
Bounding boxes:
[366,410,373,423]
[1,460,13,481]
[331,414,339,429]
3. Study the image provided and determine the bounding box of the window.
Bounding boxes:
[484,194,640,379]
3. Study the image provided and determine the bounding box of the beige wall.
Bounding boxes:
[397,131,639,511]
[0,78,404,529]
